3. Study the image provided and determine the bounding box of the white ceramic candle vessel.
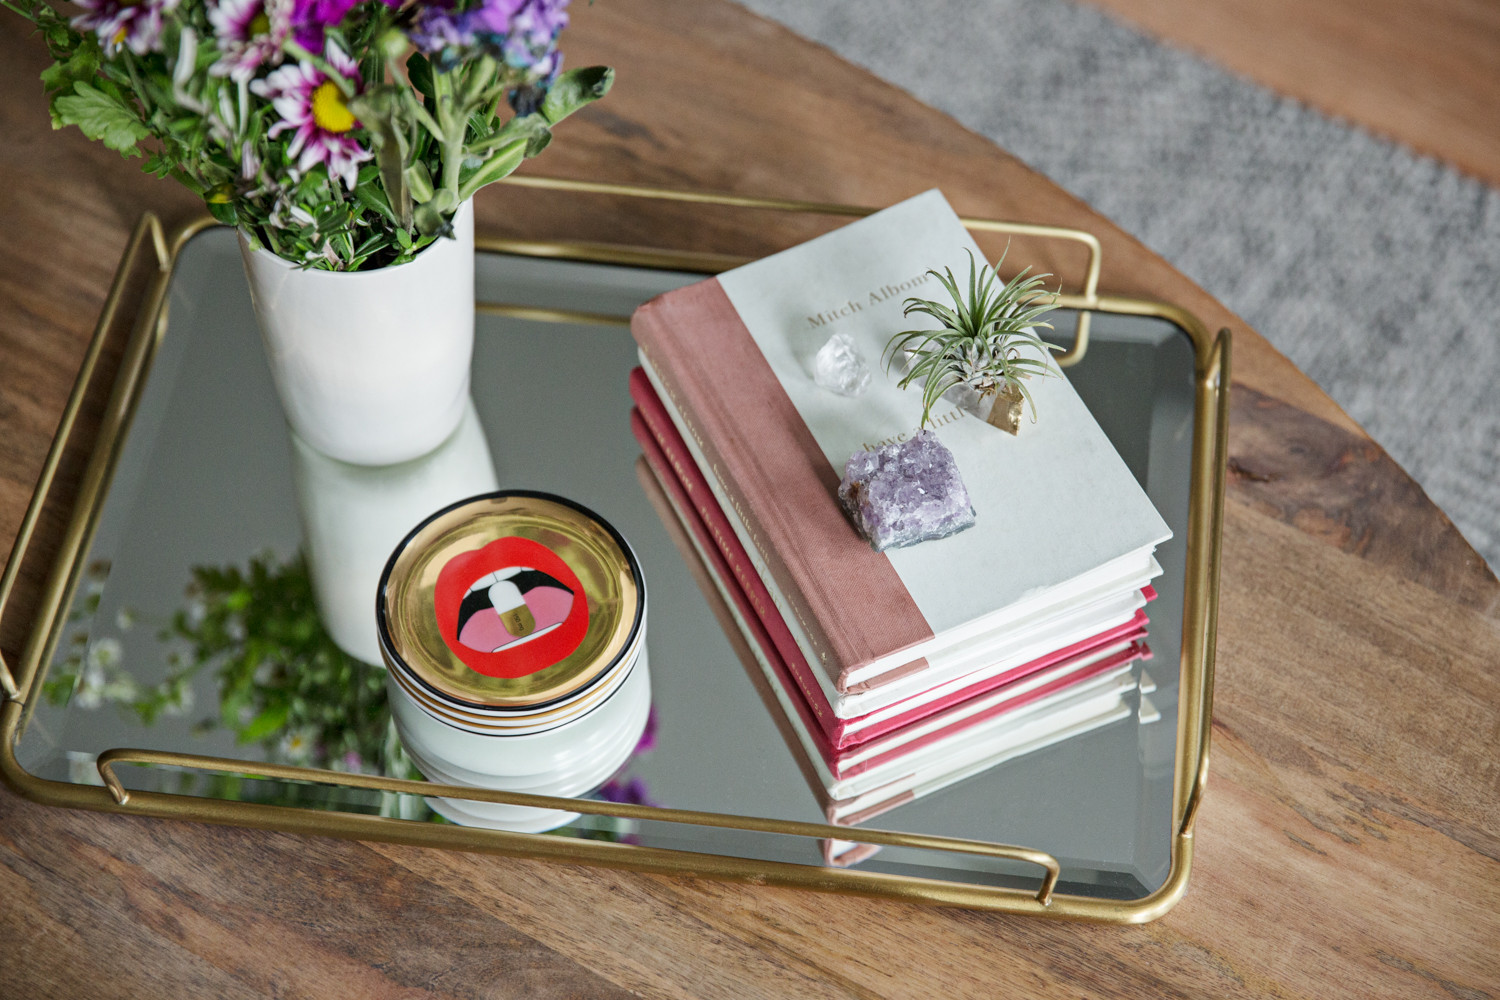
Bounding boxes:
[390,651,651,832]
[379,492,650,833]
[239,200,475,466]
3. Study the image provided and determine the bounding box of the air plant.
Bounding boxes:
[884,248,1063,432]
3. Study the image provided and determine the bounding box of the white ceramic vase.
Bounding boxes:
[239,200,476,466]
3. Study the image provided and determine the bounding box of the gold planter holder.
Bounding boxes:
[0,176,1229,922]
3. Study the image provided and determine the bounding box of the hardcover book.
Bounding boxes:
[634,448,1147,825]
[630,189,1171,698]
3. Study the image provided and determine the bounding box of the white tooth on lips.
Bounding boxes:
[465,565,536,594]
[488,580,526,613]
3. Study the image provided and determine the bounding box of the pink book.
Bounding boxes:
[630,372,1152,749]
[629,192,1170,697]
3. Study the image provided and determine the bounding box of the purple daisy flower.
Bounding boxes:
[407,2,477,54]
[251,40,372,189]
[289,0,398,49]
[208,0,292,81]
[409,0,566,80]
[71,0,181,56]
[496,0,567,74]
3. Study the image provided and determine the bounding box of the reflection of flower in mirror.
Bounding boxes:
[43,560,146,713]
[43,552,663,831]
[597,776,655,808]
[46,551,393,778]
[278,725,318,764]
[162,551,392,772]
[635,704,658,754]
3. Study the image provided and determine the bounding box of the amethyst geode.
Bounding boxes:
[838,431,976,551]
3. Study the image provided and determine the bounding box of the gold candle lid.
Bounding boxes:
[378,492,643,710]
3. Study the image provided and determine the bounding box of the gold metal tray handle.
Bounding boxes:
[1177,324,1230,839]
[0,652,18,703]
[495,176,1103,366]
[475,302,630,326]
[97,747,1062,905]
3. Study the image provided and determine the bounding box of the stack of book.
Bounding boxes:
[628,191,1170,826]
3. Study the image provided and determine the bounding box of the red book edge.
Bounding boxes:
[629,371,837,734]
[834,645,1145,779]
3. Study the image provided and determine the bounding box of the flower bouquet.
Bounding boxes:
[10,0,611,270]
[11,0,614,463]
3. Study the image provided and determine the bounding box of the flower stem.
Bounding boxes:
[400,88,444,144]
[431,69,465,200]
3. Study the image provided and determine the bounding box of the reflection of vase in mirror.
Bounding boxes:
[291,397,499,665]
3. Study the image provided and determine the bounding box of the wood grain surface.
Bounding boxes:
[1085,0,1500,188]
[2,1,1497,997]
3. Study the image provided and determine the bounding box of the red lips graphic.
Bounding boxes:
[434,536,589,678]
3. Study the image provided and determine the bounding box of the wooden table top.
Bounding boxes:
[3,1,1496,996]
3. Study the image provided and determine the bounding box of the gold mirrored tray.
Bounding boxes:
[0,178,1228,921]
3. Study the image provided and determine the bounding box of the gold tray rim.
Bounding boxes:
[0,176,1229,923]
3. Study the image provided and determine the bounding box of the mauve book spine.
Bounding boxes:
[630,412,839,763]
[627,392,840,740]
[630,280,934,692]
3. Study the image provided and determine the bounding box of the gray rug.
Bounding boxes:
[736,0,1500,573]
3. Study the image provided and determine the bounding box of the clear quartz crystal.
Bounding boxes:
[838,431,976,551]
[813,331,872,397]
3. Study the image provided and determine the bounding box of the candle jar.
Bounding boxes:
[378,491,648,832]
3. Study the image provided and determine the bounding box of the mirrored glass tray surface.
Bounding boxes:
[0,186,1227,921]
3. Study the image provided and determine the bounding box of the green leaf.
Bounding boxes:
[406,52,435,102]
[53,81,149,157]
[205,200,238,226]
[350,87,413,228]
[39,47,99,96]
[237,702,290,743]
[353,181,396,226]
[457,139,525,201]
[472,113,552,157]
[539,65,614,125]
[413,187,458,237]
[405,160,433,203]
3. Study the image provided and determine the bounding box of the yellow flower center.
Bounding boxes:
[310,81,356,134]
[248,10,270,35]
